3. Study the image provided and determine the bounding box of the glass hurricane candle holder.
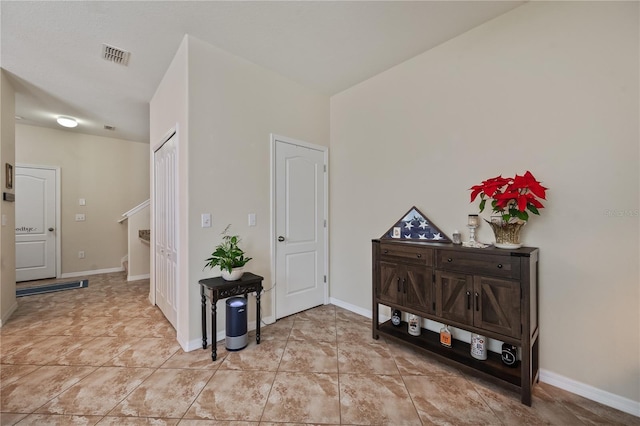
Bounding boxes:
[468,214,479,243]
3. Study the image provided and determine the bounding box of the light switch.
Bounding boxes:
[201,213,211,228]
[248,213,256,227]
[1,214,6,226]
[79,198,86,206]
[75,213,85,221]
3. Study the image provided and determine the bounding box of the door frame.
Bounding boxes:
[16,163,62,279]
[150,127,180,315]
[269,134,329,323]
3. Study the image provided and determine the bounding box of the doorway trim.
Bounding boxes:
[150,126,180,318]
[16,163,61,279]
[269,134,329,323]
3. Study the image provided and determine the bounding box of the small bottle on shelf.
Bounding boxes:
[391,309,402,326]
[408,314,421,336]
[470,333,488,360]
[440,324,452,347]
[501,343,519,367]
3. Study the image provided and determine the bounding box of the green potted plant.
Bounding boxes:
[204,226,252,281]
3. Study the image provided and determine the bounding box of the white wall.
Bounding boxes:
[150,35,329,349]
[150,35,189,346]
[15,125,150,276]
[0,69,17,326]
[330,1,639,408]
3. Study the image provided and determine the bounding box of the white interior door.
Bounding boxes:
[274,137,327,319]
[15,166,57,282]
[153,133,178,327]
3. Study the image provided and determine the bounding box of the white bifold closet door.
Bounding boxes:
[153,133,178,328]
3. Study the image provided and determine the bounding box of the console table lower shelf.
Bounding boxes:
[374,320,538,405]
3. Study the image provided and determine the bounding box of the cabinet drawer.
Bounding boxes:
[380,243,433,266]
[436,250,520,279]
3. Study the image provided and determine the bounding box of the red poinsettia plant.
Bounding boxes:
[470,171,547,223]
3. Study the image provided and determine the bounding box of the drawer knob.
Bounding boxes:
[416,254,422,258]
[447,258,453,262]
[384,250,388,254]
[497,264,503,269]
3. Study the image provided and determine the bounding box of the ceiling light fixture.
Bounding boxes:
[56,116,78,128]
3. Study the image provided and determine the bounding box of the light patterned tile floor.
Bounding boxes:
[2,272,638,425]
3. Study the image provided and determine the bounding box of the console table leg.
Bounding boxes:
[256,288,261,344]
[211,298,218,361]
[201,286,207,350]
[372,302,379,340]
[521,337,534,406]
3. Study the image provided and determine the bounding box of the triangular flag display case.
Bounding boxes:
[381,206,451,243]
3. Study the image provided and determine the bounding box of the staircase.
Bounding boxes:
[119,200,150,281]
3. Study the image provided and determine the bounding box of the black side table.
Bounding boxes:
[198,272,263,361]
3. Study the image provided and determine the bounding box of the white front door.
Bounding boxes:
[15,166,57,282]
[274,136,327,319]
[153,133,178,327]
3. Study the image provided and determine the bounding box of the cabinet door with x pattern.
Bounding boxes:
[379,261,432,316]
[473,275,521,339]
[436,270,521,339]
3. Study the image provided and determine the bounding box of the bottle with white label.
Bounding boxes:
[408,314,421,336]
[470,333,487,360]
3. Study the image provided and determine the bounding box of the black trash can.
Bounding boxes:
[225,297,248,351]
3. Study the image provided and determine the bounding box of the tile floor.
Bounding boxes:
[1,272,637,425]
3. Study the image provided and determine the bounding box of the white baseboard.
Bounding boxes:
[329,297,372,318]
[539,369,640,417]
[127,273,150,282]
[261,315,276,326]
[60,267,124,279]
[0,300,18,327]
[329,297,639,418]
[329,297,390,322]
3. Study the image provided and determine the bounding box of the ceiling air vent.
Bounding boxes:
[104,125,116,131]
[102,44,130,66]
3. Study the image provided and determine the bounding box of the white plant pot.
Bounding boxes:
[221,268,244,281]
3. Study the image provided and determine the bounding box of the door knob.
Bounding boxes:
[278,236,285,242]
[48,228,54,232]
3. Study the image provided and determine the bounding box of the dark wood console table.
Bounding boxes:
[372,239,539,405]
[198,272,263,361]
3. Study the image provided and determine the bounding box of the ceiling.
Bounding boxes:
[1,1,524,143]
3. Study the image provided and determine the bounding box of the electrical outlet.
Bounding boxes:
[75,213,85,221]
[78,250,85,259]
